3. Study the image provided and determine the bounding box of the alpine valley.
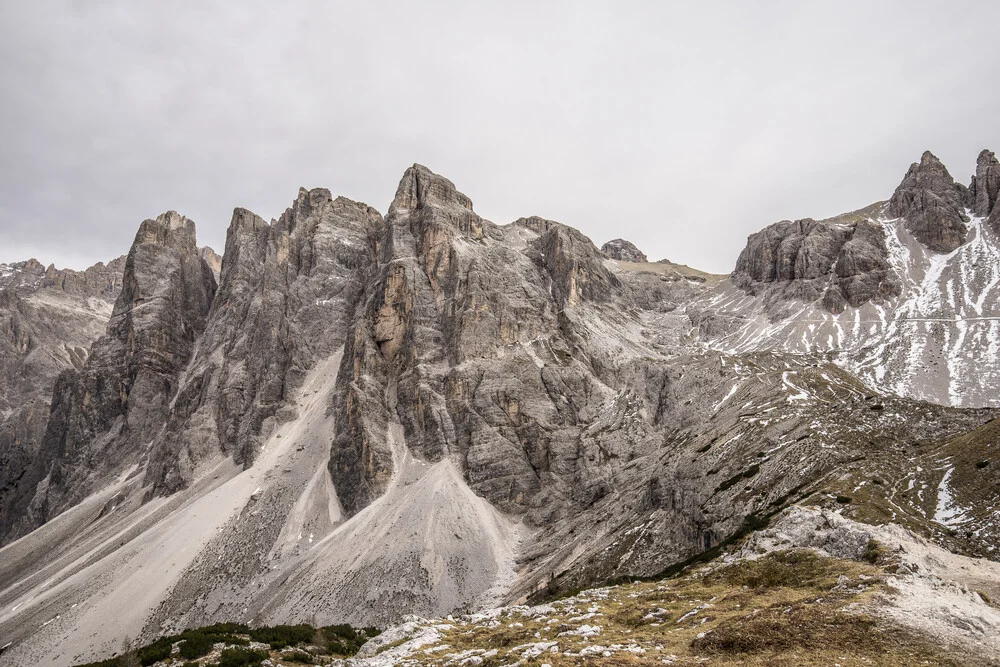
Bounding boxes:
[2,150,1000,666]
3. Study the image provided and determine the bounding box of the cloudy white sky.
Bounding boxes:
[1,1,997,273]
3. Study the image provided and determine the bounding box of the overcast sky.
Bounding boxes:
[1,2,998,273]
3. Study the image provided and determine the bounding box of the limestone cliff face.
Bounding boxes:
[4,159,1000,665]
[329,167,630,518]
[146,189,383,493]
[888,150,969,252]
[0,257,125,541]
[2,212,216,538]
[970,149,1000,234]
[732,215,901,316]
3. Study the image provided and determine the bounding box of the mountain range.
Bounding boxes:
[1,150,999,665]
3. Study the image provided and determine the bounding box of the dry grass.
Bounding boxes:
[402,550,968,666]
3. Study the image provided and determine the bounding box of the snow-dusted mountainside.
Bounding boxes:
[694,207,1000,407]
[694,150,1000,409]
[0,152,999,666]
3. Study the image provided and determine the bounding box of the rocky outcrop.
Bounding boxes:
[198,246,223,280]
[822,219,901,313]
[601,238,648,263]
[530,219,622,308]
[328,166,636,521]
[732,217,900,315]
[0,256,125,299]
[971,149,1000,217]
[699,149,1000,408]
[3,159,1000,666]
[970,149,1000,235]
[146,190,383,493]
[888,151,969,252]
[0,257,125,544]
[2,212,216,538]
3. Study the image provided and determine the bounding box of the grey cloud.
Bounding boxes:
[1,1,997,272]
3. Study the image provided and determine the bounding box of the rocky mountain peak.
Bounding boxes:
[601,238,648,263]
[2,212,219,533]
[389,163,474,215]
[888,150,969,252]
[971,148,1000,224]
[133,210,197,245]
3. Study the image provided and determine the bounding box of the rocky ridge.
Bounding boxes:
[697,148,1000,408]
[2,212,217,540]
[0,256,126,544]
[0,157,998,666]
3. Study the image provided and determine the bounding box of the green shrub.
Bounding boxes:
[217,647,268,667]
[136,638,173,666]
[285,651,316,664]
[863,538,889,565]
[320,624,380,656]
[178,633,215,659]
[248,624,314,649]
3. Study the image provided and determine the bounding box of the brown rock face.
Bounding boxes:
[888,150,969,252]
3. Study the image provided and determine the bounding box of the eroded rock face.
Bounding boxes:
[732,216,900,315]
[199,246,223,281]
[2,212,216,538]
[970,149,1000,236]
[3,160,1000,665]
[0,256,125,298]
[147,190,383,493]
[0,258,126,542]
[601,238,648,263]
[823,219,901,313]
[888,151,969,252]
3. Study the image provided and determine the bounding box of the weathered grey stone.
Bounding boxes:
[147,189,383,494]
[2,212,215,538]
[888,150,969,252]
[732,215,899,315]
[0,257,126,541]
[601,238,648,263]
[2,158,1000,666]
[970,149,1000,232]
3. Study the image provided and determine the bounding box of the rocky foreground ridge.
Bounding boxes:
[0,151,999,666]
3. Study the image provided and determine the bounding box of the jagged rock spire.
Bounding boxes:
[389,163,474,214]
[888,150,969,252]
[971,149,1000,224]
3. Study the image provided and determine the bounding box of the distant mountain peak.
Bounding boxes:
[601,238,648,263]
